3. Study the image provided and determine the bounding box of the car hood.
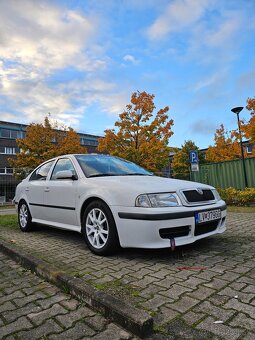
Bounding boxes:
[89,175,213,194]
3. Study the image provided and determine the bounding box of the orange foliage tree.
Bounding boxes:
[10,116,85,178]
[206,124,242,162]
[246,97,255,146]
[97,91,174,172]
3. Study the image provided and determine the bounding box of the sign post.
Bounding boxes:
[189,150,199,180]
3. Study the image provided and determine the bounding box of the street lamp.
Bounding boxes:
[231,106,248,188]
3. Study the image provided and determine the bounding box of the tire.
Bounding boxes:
[18,201,34,232]
[82,200,120,256]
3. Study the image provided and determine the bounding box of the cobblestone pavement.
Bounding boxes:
[0,252,132,339]
[0,212,254,339]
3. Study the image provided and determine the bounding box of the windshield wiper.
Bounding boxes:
[88,173,121,178]
[120,173,153,176]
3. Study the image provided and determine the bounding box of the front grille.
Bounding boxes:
[159,226,190,239]
[183,189,214,203]
[194,220,219,236]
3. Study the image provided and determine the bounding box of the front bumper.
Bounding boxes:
[111,201,227,249]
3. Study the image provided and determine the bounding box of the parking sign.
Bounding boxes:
[189,150,198,164]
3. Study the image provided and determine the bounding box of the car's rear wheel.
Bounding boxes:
[82,200,120,256]
[18,201,34,232]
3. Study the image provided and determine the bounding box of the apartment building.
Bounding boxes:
[0,120,101,203]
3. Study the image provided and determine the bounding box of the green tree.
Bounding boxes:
[171,140,204,179]
[9,116,86,178]
[97,91,174,172]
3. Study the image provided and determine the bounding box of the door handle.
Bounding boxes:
[44,187,50,192]
[25,187,29,192]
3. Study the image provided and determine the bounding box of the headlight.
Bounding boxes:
[136,193,180,207]
[212,189,221,201]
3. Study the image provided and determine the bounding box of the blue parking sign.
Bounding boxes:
[189,150,198,164]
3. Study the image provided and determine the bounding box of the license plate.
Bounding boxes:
[195,209,221,224]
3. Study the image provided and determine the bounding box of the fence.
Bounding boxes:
[192,157,255,190]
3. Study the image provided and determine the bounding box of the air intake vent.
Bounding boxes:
[182,189,214,203]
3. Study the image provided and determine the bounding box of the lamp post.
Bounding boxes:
[231,106,248,188]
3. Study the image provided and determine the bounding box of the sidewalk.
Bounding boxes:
[0,252,132,339]
[0,212,254,339]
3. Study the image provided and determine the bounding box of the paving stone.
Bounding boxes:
[0,301,16,314]
[160,284,192,300]
[196,316,245,340]
[167,295,200,313]
[224,298,255,319]
[204,277,228,290]
[218,286,254,303]
[141,294,172,311]
[49,320,96,339]
[36,293,69,309]
[2,302,42,323]
[27,303,69,325]
[187,285,215,300]
[153,306,180,325]
[0,212,254,339]
[0,316,33,338]
[59,298,80,310]
[92,322,132,340]
[17,319,63,339]
[194,300,235,321]
[56,306,95,328]
[242,331,255,340]
[229,312,255,332]
[182,310,206,326]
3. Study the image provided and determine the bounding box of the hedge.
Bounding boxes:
[218,187,255,206]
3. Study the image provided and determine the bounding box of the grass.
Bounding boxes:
[0,214,18,228]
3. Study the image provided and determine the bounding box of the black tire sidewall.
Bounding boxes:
[82,200,120,255]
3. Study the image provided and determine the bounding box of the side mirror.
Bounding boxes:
[55,170,78,180]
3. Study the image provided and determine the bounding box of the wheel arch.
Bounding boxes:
[80,197,113,226]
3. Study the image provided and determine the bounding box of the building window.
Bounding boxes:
[246,145,252,154]
[0,147,18,154]
[80,137,98,146]
[0,168,14,175]
[0,128,25,139]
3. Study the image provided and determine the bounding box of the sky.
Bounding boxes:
[0,0,255,148]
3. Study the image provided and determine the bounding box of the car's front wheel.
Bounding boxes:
[82,200,120,256]
[18,201,34,232]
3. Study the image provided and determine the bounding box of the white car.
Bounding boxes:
[15,154,227,255]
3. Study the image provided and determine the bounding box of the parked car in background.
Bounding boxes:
[15,154,227,255]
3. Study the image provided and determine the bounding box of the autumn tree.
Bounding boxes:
[97,91,174,172]
[10,116,85,178]
[205,124,243,162]
[171,140,203,179]
[246,97,255,146]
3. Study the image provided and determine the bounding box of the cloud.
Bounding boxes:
[190,119,218,135]
[123,54,139,64]
[0,0,100,74]
[0,1,125,127]
[147,0,211,40]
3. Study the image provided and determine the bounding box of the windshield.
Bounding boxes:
[75,154,153,178]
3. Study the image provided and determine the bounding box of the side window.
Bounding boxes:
[29,161,54,181]
[51,158,76,180]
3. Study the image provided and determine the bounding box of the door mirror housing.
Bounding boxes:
[55,170,78,180]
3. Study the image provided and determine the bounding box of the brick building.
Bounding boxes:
[0,120,101,203]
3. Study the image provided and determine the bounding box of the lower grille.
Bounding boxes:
[194,220,219,236]
[159,226,190,239]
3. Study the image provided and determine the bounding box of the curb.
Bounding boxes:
[0,239,153,338]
